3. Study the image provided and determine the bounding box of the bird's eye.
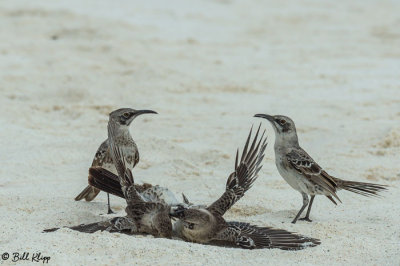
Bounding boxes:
[189,223,194,229]
[123,112,130,118]
[275,119,286,125]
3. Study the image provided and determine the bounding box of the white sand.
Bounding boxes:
[1,0,399,265]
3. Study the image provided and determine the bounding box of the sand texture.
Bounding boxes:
[0,0,399,265]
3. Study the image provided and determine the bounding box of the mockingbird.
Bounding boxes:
[48,120,173,237]
[254,114,387,224]
[74,107,157,214]
[170,126,320,249]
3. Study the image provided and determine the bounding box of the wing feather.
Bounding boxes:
[215,222,320,250]
[286,148,341,203]
[207,125,267,216]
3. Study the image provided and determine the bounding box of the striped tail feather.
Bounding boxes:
[88,167,125,198]
[88,167,153,198]
[333,178,388,197]
[74,185,100,201]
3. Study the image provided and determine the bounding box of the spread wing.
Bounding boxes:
[215,222,320,250]
[286,147,341,203]
[207,125,267,216]
[43,217,136,234]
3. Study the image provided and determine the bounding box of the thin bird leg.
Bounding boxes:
[107,193,114,214]
[299,195,315,222]
[292,193,309,224]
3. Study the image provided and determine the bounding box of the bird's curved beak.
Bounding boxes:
[254,114,273,122]
[133,109,158,117]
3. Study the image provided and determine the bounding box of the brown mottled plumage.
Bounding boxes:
[88,166,190,206]
[101,119,172,237]
[74,108,156,214]
[51,118,172,237]
[87,166,152,198]
[255,114,388,224]
[171,126,320,250]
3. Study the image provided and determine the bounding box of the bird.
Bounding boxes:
[45,165,190,237]
[254,114,388,224]
[86,166,193,208]
[170,125,320,250]
[50,119,174,237]
[74,108,157,214]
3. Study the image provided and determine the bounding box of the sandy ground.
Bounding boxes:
[1,0,399,265]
